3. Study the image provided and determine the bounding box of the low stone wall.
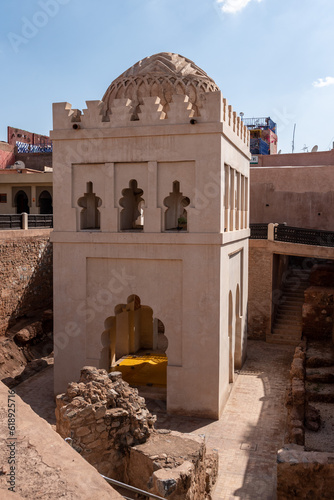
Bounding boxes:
[277,444,334,499]
[56,366,218,499]
[0,230,52,334]
[285,343,306,445]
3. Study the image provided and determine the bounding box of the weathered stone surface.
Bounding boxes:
[302,286,334,339]
[56,366,156,479]
[277,444,334,500]
[127,430,218,500]
[305,404,321,432]
[56,367,217,498]
[290,357,304,380]
[0,381,123,499]
[0,234,52,335]
[14,321,44,345]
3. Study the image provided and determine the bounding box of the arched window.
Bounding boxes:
[38,190,52,214]
[163,181,190,231]
[119,179,144,230]
[15,190,29,214]
[78,182,101,230]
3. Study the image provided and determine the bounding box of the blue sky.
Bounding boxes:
[0,0,333,153]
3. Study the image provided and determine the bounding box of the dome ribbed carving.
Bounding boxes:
[102,52,219,118]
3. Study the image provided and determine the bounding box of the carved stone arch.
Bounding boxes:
[119,179,144,231]
[163,180,190,231]
[78,181,102,230]
[102,294,168,393]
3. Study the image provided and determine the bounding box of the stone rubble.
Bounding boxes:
[56,366,218,498]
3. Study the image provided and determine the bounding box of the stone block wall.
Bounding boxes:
[0,230,53,334]
[303,287,334,339]
[285,343,306,445]
[277,445,334,499]
[56,367,218,499]
[248,243,272,340]
[56,367,156,480]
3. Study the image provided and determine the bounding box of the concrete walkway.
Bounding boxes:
[15,340,294,499]
[150,340,295,500]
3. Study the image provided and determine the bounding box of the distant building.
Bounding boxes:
[243,117,278,156]
[0,127,53,214]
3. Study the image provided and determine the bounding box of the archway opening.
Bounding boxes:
[78,181,101,230]
[163,180,190,231]
[228,291,234,383]
[119,179,144,231]
[39,190,53,214]
[104,295,168,395]
[234,284,242,370]
[15,190,29,214]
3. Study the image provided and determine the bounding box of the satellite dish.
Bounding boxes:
[311,145,318,153]
[278,149,282,154]
[14,161,25,169]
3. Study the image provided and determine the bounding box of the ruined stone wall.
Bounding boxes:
[0,230,53,334]
[56,367,156,481]
[56,367,218,499]
[248,243,272,340]
[277,445,334,499]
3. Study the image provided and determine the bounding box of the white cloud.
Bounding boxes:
[313,76,334,88]
[216,0,263,14]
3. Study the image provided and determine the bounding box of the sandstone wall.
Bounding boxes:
[248,244,272,340]
[0,230,53,334]
[14,152,52,171]
[277,445,334,500]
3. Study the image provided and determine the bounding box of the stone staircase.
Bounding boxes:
[267,268,311,345]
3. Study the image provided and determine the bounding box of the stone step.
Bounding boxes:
[306,382,334,403]
[306,367,334,384]
[275,320,302,328]
[266,334,301,346]
[273,330,301,337]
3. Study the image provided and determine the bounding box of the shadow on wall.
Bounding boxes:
[8,241,53,330]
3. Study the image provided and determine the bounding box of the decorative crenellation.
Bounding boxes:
[138,96,166,124]
[52,94,250,149]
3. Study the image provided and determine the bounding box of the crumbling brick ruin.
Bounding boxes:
[56,366,218,499]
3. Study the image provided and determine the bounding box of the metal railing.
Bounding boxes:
[0,214,21,229]
[0,213,53,229]
[28,214,53,228]
[275,224,334,248]
[250,223,334,248]
[249,223,268,239]
[101,474,166,500]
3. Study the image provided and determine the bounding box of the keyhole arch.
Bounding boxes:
[163,180,190,231]
[119,179,145,231]
[78,181,102,230]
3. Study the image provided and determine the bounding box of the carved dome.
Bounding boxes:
[102,52,220,118]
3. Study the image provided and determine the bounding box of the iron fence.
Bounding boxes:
[28,214,53,228]
[249,223,268,239]
[275,225,334,248]
[0,214,53,229]
[0,214,21,229]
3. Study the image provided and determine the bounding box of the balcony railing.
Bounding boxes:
[274,224,334,248]
[249,223,268,239]
[250,223,334,248]
[0,214,53,230]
